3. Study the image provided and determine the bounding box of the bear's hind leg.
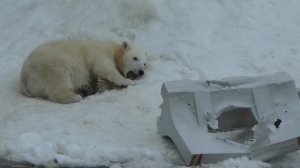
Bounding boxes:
[45,73,82,104]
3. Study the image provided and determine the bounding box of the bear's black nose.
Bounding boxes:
[138,70,144,76]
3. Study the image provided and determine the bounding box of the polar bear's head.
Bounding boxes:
[119,41,147,80]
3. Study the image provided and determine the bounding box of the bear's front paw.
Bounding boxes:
[97,78,106,94]
[116,79,135,87]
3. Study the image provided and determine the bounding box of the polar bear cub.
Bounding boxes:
[20,39,147,104]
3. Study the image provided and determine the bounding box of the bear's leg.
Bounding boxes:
[96,69,134,87]
[93,60,135,87]
[97,78,116,93]
[110,74,134,87]
[45,73,82,104]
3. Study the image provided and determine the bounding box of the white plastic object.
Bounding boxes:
[157,72,300,166]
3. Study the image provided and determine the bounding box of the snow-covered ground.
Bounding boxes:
[0,0,300,167]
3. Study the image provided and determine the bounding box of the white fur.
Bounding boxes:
[20,39,147,104]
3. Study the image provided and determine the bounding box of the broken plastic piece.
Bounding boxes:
[157,72,300,165]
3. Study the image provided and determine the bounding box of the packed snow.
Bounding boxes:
[0,0,300,167]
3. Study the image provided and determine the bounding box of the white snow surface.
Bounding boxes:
[0,0,300,167]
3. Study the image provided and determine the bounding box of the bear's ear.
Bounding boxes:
[122,41,130,50]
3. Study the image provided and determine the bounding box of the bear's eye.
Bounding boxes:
[133,57,138,61]
[144,63,146,66]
